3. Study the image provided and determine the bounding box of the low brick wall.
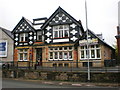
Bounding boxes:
[2,69,120,83]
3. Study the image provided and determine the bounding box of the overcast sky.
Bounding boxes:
[0,0,119,46]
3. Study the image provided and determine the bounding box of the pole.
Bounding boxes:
[85,0,90,81]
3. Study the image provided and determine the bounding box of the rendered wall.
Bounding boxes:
[0,29,13,63]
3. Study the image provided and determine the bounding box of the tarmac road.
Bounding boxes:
[2,78,119,90]
[2,78,79,88]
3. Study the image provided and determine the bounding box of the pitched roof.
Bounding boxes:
[41,6,83,30]
[80,29,114,50]
[0,27,14,39]
[12,17,36,33]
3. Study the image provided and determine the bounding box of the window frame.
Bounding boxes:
[19,33,28,42]
[49,47,73,61]
[53,25,69,39]
[18,49,28,61]
[80,45,101,60]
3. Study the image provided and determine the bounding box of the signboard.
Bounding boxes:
[0,40,7,57]
[79,38,98,46]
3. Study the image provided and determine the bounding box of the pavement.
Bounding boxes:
[2,78,119,88]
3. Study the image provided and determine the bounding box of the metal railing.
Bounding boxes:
[1,61,119,73]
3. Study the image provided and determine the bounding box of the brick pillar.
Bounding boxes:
[29,47,33,61]
[73,48,78,67]
[14,48,18,66]
[29,47,33,67]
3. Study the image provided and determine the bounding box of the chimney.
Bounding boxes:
[117,26,120,35]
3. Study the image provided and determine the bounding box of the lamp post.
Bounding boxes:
[85,0,90,81]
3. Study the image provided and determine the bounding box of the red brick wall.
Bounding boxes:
[29,48,33,61]
[14,48,18,62]
[73,49,78,61]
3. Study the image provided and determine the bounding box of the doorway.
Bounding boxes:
[36,48,42,66]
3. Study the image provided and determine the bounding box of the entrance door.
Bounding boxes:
[36,48,42,66]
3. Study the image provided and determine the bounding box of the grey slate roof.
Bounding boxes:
[0,27,14,39]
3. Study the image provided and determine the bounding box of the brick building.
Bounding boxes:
[12,7,115,68]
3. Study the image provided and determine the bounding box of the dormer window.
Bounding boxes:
[19,33,28,42]
[53,25,69,39]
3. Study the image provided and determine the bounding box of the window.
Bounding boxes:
[80,45,101,59]
[19,49,28,61]
[49,47,73,61]
[64,63,69,67]
[58,63,63,67]
[97,49,100,58]
[19,33,28,42]
[64,52,68,60]
[81,51,84,58]
[54,52,58,59]
[37,31,42,41]
[69,51,72,59]
[91,50,95,58]
[53,63,57,67]
[59,52,63,59]
[53,25,69,38]
[49,52,53,59]
[83,62,92,67]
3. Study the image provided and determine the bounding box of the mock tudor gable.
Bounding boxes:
[41,7,84,44]
[12,17,36,46]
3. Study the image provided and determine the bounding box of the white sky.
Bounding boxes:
[0,0,119,46]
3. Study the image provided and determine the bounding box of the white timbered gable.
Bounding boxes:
[42,7,84,44]
[13,17,35,46]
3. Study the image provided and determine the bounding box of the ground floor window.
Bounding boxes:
[83,62,92,67]
[49,47,73,61]
[80,45,101,60]
[18,49,28,61]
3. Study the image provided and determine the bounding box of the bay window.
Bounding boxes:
[80,45,101,59]
[53,25,69,38]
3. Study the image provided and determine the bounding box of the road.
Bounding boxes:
[2,78,119,90]
[2,78,79,88]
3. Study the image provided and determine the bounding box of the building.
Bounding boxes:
[12,7,115,68]
[0,27,14,65]
[78,30,115,67]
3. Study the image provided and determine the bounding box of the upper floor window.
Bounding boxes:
[53,25,69,38]
[37,31,42,41]
[19,33,28,42]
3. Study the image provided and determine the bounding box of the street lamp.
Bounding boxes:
[85,0,90,81]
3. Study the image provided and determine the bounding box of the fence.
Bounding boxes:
[1,61,119,73]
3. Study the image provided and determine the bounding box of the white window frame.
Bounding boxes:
[53,25,69,38]
[19,49,28,61]
[19,33,28,42]
[80,45,101,60]
[49,47,73,61]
